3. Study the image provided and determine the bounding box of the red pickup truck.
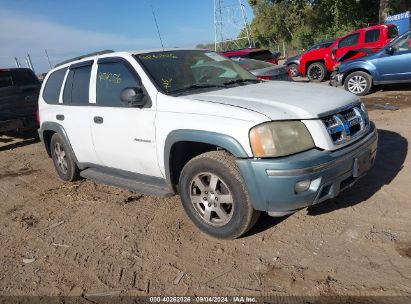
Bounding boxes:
[299,24,398,82]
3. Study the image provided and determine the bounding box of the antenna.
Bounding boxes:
[151,5,164,50]
[214,0,254,52]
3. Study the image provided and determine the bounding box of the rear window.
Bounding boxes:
[43,68,67,104]
[365,29,381,43]
[247,50,274,61]
[388,25,399,39]
[11,69,39,86]
[0,71,13,88]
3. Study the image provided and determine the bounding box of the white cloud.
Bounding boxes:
[0,9,158,73]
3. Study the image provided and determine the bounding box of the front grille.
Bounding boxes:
[322,104,369,145]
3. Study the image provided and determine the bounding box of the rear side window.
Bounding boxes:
[0,71,13,88]
[43,68,67,104]
[11,69,39,86]
[365,29,381,43]
[338,33,360,48]
[63,65,91,105]
[96,62,140,107]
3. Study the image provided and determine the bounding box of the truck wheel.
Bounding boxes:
[179,151,260,239]
[344,71,372,96]
[288,63,299,77]
[50,133,80,182]
[307,62,327,82]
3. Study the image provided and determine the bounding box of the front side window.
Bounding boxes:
[43,68,67,104]
[365,29,381,43]
[96,62,140,106]
[0,71,13,88]
[63,65,91,105]
[338,33,360,48]
[393,32,411,52]
[135,50,258,95]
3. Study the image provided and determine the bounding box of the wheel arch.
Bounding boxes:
[342,68,374,85]
[305,59,326,73]
[38,122,78,163]
[164,130,248,192]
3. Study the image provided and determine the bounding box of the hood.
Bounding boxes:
[183,81,359,120]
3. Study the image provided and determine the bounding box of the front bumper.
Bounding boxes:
[236,122,378,216]
[330,71,344,87]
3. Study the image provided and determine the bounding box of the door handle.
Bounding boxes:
[93,116,103,124]
[56,114,64,121]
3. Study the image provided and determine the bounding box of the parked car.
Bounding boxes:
[232,58,291,81]
[331,30,411,95]
[0,68,40,133]
[299,24,398,82]
[222,48,279,64]
[38,49,377,239]
[284,40,334,77]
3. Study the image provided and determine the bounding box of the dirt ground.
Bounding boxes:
[0,85,411,298]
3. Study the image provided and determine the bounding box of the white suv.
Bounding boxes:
[38,49,377,239]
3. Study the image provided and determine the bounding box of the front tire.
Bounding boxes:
[307,62,327,82]
[179,151,260,239]
[344,71,372,96]
[288,63,299,77]
[50,133,80,182]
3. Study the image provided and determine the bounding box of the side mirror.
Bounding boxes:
[385,47,395,55]
[120,87,146,107]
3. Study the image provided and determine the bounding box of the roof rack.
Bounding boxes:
[54,50,115,68]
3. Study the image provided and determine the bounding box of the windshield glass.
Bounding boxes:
[135,50,258,94]
[237,59,273,70]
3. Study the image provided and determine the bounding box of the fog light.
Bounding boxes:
[295,179,311,193]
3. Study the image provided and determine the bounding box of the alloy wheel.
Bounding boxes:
[347,75,367,94]
[54,142,68,174]
[190,172,234,226]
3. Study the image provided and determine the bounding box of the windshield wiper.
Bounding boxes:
[170,83,224,95]
[222,78,261,86]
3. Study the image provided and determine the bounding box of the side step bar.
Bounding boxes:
[80,167,173,197]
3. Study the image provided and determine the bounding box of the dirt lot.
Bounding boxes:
[0,86,411,298]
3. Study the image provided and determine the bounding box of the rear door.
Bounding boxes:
[89,57,159,176]
[363,28,383,51]
[58,61,96,163]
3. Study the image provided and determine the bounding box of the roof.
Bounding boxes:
[53,48,206,69]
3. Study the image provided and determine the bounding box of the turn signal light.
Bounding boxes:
[257,75,271,80]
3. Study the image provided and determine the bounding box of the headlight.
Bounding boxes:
[249,121,315,158]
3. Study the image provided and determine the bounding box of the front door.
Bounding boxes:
[375,32,411,82]
[89,58,160,177]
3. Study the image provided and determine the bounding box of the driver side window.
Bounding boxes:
[393,33,411,52]
[338,33,360,48]
[96,62,141,107]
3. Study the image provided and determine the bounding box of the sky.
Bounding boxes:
[0,0,254,73]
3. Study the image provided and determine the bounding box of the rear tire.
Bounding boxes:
[307,62,327,82]
[179,151,260,239]
[344,71,372,96]
[50,133,80,182]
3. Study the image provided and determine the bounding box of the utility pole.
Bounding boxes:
[44,49,52,69]
[214,0,254,52]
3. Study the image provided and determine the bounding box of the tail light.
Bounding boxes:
[257,75,271,80]
[36,110,40,124]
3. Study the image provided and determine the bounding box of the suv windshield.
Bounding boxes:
[135,50,258,95]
